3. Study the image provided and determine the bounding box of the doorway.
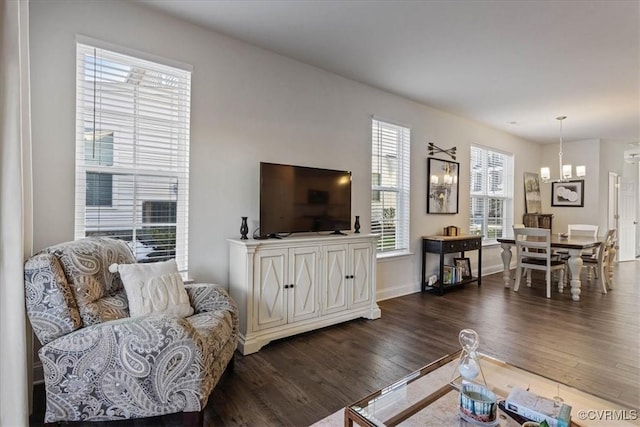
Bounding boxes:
[614,161,639,261]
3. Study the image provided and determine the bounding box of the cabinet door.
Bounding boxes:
[254,248,287,330]
[324,244,348,314]
[288,246,320,323]
[349,242,372,308]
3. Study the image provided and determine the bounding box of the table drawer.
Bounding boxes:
[439,238,480,253]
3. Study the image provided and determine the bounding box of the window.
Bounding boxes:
[75,41,191,269]
[469,145,514,242]
[86,172,113,207]
[371,118,410,254]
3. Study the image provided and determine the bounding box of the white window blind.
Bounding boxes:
[75,43,191,270]
[469,145,514,242]
[371,118,411,254]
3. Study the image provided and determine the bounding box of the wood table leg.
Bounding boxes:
[500,242,512,288]
[567,248,583,301]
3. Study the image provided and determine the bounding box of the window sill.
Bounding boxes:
[376,250,413,261]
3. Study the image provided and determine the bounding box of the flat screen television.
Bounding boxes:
[260,162,352,238]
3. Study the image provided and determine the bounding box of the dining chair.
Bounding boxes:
[568,223,599,254]
[582,228,616,293]
[514,227,566,298]
[556,223,600,261]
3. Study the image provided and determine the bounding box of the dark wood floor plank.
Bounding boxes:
[29,261,639,426]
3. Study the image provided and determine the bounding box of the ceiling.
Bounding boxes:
[137,0,640,144]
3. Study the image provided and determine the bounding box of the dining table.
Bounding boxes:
[496,234,604,301]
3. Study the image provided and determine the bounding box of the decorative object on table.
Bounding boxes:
[454,257,472,279]
[505,387,571,427]
[427,274,437,287]
[540,116,586,183]
[240,216,249,239]
[443,225,459,236]
[453,329,497,426]
[354,215,360,233]
[524,172,542,213]
[550,180,584,207]
[427,141,457,160]
[427,157,459,214]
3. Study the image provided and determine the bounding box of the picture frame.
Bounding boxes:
[523,172,542,214]
[427,157,459,214]
[551,180,584,207]
[454,257,472,279]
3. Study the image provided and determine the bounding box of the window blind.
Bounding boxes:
[469,145,514,241]
[371,118,411,253]
[75,43,191,270]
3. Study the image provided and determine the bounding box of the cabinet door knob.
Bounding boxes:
[290,284,295,288]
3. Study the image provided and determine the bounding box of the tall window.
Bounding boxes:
[75,42,191,270]
[469,145,514,242]
[371,118,411,254]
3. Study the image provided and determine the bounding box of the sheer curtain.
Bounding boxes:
[0,0,33,425]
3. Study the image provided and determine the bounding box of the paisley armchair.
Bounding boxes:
[24,237,238,425]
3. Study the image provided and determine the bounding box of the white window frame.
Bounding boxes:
[371,117,411,256]
[469,144,514,244]
[75,39,191,270]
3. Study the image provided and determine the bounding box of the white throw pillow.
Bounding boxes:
[112,259,194,318]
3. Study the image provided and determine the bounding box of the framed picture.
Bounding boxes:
[551,180,584,207]
[454,257,472,279]
[427,158,459,214]
[523,172,542,213]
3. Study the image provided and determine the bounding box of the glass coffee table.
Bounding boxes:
[345,350,639,427]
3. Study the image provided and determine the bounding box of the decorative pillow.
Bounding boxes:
[112,259,194,318]
[52,237,134,326]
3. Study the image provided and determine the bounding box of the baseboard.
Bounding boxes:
[376,282,420,301]
[482,262,513,276]
[375,263,513,303]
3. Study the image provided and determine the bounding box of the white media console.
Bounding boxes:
[228,233,381,354]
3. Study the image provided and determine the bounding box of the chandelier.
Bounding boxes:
[540,116,585,183]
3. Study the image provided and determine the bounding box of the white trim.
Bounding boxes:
[376,250,413,260]
[371,114,412,130]
[75,34,193,72]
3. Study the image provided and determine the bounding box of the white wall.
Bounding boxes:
[30,0,544,299]
[540,139,601,232]
[540,138,636,241]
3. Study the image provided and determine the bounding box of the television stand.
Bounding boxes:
[227,233,380,354]
[331,230,347,235]
[266,234,282,239]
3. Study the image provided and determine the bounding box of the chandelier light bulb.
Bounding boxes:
[540,167,550,181]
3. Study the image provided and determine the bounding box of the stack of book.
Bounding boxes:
[504,387,571,427]
[443,265,464,284]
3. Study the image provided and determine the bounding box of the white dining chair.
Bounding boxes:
[582,228,616,293]
[568,224,599,254]
[514,227,566,298]
[559,224,600,279]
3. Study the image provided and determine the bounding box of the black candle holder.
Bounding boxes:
[354,215,360,234]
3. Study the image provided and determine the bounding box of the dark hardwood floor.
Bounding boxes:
[30,260,639,426]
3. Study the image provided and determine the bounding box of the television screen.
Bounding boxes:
[260,162,352,237]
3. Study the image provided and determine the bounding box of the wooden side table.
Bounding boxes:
[421,235,482,295]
